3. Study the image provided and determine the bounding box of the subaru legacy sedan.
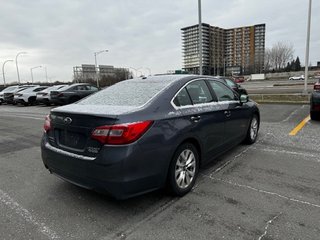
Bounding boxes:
[41,75,260,199]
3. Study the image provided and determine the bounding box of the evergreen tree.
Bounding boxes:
[295,57,301,71]
[286,62,291,71]
[290,59,296,71]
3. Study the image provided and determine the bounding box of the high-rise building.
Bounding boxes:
[181,23,266,75]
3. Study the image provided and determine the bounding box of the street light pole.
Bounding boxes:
[2,60,13,87]
[30,66,42,83]
[15,52,27,84]
[198,0,203,75]
[94,49,108,88]
[44,66,48,83]
[304,0,312,94]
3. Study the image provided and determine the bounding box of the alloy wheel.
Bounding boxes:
[250,117,258,141]
[175,149,196,189]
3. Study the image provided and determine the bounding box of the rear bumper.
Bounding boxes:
[50,97,66,105]
[37,97,50,104]
[41,135,167,199]
[311,93,320,112]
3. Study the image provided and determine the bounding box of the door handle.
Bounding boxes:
[190,116,201,122]
[224,110,231,117]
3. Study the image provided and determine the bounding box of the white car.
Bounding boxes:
[14,86,48,106]
[36,85,67,105]
[289,75,304,81]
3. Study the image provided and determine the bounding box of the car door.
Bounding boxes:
[207,80,250,147]
[173,79,226,161]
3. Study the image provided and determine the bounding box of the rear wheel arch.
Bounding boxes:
[28,96,36,103]
[164,137,202,185]
[166,141,200,196]
[177,138,202,166]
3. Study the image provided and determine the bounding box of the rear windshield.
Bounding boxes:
[3,86,18,92]
[78,79,172,107]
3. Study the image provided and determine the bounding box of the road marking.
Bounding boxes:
[0,189,60,239]
[0,114,44,120]
[258,212,282,240]
[289,115,310,136]
[251,146,320,161]
[204,175,320,209]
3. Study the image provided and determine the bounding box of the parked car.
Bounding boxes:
[310,80,320,120]
[0,90,4,105]
[3,85,37,104]
[36,85,68,106]
[49,83,99,105]
[41,75,260,199]
[217,77,248,95]
[232,76,245,83]
[14,86,48,106]
[289,75,304,81]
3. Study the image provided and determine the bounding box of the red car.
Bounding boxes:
[233,76,245,83]
[310,80,320,120]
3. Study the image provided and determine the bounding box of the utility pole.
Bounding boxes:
[304,0,312,94]
[94,50,108,88]
[15,52,27,84]
[30,66,42,83]
[2,60,13,87]
[198,0,203,75]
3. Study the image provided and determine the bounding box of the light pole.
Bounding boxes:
[2,60,13,87]
[15,52,27,84]
[44,66,48,82]
[30,66,42,83]
[304,0,312,94]
[94,49,108,88]
[198,0,203,75]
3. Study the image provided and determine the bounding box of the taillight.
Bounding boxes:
[43,115,51,132]
[57,93,64,97]
[314,84,320,90]
[91,121,153,145]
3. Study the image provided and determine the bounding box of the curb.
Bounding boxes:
[250,94,310,104]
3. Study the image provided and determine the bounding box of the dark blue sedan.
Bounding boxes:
[41,75,260,199]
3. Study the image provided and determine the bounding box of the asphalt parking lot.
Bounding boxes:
[0,104,319,240]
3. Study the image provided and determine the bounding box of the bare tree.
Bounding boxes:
[265,42,294,71]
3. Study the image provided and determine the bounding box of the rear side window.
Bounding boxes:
[186,80,213,105]
[225,79,237,88]
[209,81,237,102]
[173,88,192,107]
[88,86,98,91]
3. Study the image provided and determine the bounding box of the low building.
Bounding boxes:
[73,64,130,82]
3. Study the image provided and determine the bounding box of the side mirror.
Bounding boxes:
[240,94,249,104]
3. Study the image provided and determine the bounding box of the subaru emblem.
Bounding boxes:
[64,117,72,124]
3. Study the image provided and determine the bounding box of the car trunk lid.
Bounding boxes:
[48,111,118,158]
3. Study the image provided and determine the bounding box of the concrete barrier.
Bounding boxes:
[250,94,310,104]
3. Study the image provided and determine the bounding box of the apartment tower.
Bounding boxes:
[181,23,265,75]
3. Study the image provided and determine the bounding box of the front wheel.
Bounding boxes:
[244,114,259,144]
[167,143,199,197]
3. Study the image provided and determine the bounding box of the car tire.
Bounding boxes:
[167,143,199,197]
[310,111,318,121]
[29,97,36,105]
[244,114,259,144]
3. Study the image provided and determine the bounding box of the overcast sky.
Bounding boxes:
[0,0,319,84]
